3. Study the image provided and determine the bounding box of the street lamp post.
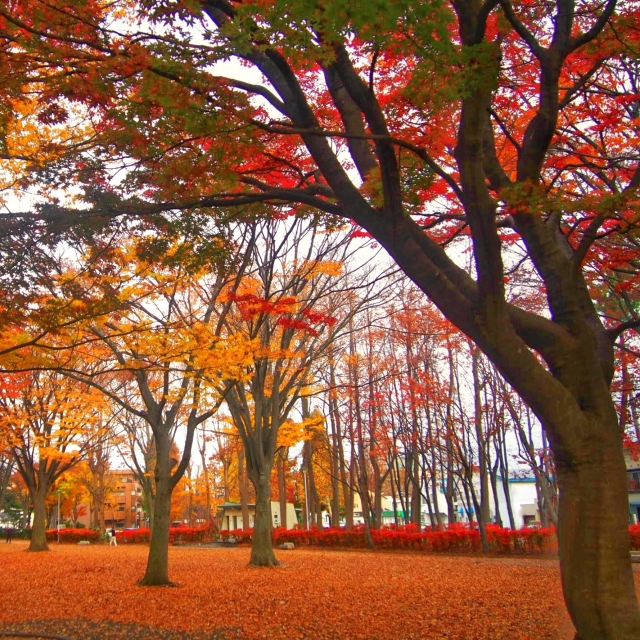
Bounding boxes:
[56,490,61,544]
[300,465,310,530]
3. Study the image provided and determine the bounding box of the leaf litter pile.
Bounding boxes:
[0,542,637,639]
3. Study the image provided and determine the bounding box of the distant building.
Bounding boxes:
[77,469,145,530]
[217,501,297,530]
[347,476,541,530]
[349,493,423,527]
[626,449,640,524]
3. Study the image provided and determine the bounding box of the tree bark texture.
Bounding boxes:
[249,471,279,567]
[28,489,49,552]
[139,476,173,586]
[554,413,640,639]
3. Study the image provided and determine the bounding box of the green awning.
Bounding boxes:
[381,510,405,517]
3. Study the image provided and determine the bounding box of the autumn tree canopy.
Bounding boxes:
[1,0,640,637]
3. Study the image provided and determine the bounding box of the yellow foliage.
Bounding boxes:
[276,413,324,448]
[295,259,344,278]
[0,96,94,204]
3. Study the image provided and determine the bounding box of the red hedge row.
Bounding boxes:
[45,523,640,552]
[216,523,558,554]
[219,528,253,543]
[46,525,213,544]
[45,528,100,543]
[118,528,150,544]
[269,524,558,554]
[117,525,213,544]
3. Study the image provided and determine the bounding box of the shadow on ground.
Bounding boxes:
[0,619,243,640]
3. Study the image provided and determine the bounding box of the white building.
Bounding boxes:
[435,475,541,529]
[217,501,298,530]
[345,476,541,530]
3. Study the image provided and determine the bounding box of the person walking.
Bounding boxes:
[109,527,117,547]
[6,527,13,543]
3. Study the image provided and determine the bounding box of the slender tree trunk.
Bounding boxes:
[422,476,436,528]
[336,436,353,530]
[394,455,408,525]
[371,456,383,529]
[489,458,502,527]
[329,417,341,528]
[98,470,106,534]
[277,448,288,529]
[535,476,548,528]
[238,447,250,530]
[304,440,322,529]
[498,437,517,530]
[472,346,491,527]
[329,364,343,528]
[343,458,355,530]
[426,407,443,529]
[358,484,375,549]
[465,467,489,553]
[445,342,457,524]
[537,470,558,527]
[199,429,212,527]
[390,465,400,526]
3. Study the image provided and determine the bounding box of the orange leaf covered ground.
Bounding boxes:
[0,542,638,639]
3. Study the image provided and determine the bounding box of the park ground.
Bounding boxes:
[0,542,638,640]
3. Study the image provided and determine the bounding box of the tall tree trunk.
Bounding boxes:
[238,446,250,530]
[422,472,436,528]
[350,331,374,548]
[472,346,491,527]
[329,364,343,528]
[465,466,490,553]
[426,407,443,529]
[555,414,640,639]
[535,476,548,528]
[303,439,322,529]
[249,467,279,567]
[344,458,355,530]
[370,455,383,529]
[394,455,408,525]
[329,413,341,528]
[98,470,106,534]
[390,464,400,526]
[498,434,517,531]
[344,350,358,532]
[140,433,174,586]
[199,428,212,527]
[445,342,457,525]
[139,475,173,586]
[410,442,421,527]
[489,457,502,527]
[277,448,288,529]
[28,488,49,552]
